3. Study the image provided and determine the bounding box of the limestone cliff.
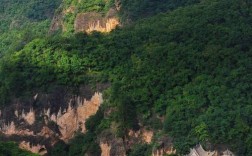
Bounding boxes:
[0,88,103,155]
[74,9,119,33]
[49,1,120,34]
[52,92,103,141]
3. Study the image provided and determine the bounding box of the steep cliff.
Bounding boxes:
[74,9,119,33]
[0,86,104,155]
[49,0,120,34]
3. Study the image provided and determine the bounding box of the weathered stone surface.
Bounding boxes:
[100,142,112,156]
[152,136,176,156]
[128,128,154,144]
[99,131,126,156]
[74,9,119,33]
[21,109,35,125]
[46,92,103,141]
[49,12,63,33]
[19,141,47,156]
[0,91,103,155]
[1,121,34,136]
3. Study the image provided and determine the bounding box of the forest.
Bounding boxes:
[0,0,252,155]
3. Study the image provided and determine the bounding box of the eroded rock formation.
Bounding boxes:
[99,131,126,156]
[128,128,154,144]
[49,12,63,33]
[74,10,119,33]
[53,92,103,141]
[1,121,34,136]
[49,1,120,34]
[21,109,36,125]
[100,142,112,156]
[152,136,176,156]
[19,141,47,155]
[0,91,103,155]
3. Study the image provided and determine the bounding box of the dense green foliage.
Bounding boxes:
[50,133,101,156]
[128,144,152,156]
[119,0,200,22]
[1,0,252,155]
[0,141,38,156]
[0,0,61,55]
[63,0,113,12]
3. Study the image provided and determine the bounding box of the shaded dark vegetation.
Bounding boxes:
[0,0,61,55]
[0,0,252,155]
[119,0,200,22]
[0,141,38,156]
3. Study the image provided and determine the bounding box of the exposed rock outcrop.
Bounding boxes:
[128,128,154,144]
[1,121,34,136]
[21,109,35,125]
[49,1,120,34]
[100,139,126,156]
[115,0,122,11]
[0,90,103,155]
[49,12,64,33]
[100,142,112,156]
[74,9,119,33]
[152,136,176,156]
[53,92,103,141]
[19,141,47,156]
[99,131,126,156]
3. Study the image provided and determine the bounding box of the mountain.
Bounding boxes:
[0,0,252,155]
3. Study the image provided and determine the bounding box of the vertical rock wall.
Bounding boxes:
[0,92,103,155]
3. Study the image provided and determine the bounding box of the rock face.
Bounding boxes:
[49,12,63,33]
[74,10,119,33]
[1,121,35,136]
[99,131,126,156]
[152,136,176,156]
[54,92,103,141]
[21,109,36,125]
[0,90,103,155]
[100,139,126,156]
[100,142,112,156]
[19,141,47,155]
[49,1,120,34]
[128,128,154,144]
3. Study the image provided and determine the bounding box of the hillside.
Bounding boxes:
[0,0,61,55]
[0,0,252,155]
